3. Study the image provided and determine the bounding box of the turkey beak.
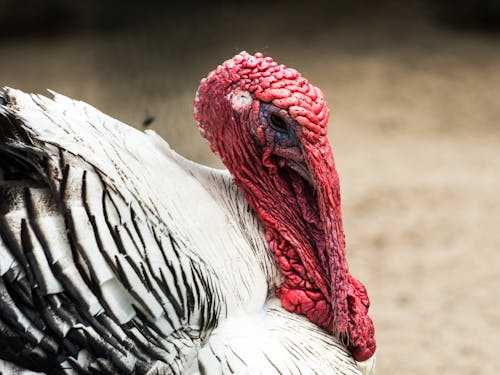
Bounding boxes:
[286,160,313,185]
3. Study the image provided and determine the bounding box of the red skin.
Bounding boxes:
[194,52,376,362]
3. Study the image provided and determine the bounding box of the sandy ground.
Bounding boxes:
[1,2,499,374]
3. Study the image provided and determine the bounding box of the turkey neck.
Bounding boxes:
[230,134,350,334]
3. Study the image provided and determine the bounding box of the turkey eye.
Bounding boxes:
[269,113,288,132]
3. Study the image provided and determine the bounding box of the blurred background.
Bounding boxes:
[1,0,499,373]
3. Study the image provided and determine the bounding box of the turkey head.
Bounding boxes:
[194,51,376,362]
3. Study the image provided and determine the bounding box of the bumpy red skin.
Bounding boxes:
[194,52,376,362]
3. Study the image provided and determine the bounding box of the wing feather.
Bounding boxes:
[0,88,370,375]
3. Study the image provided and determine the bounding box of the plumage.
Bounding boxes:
[0,52,375,374]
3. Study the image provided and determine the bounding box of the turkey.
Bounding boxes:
[0,51,376,374]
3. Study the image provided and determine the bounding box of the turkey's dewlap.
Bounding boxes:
[195,51,376,362]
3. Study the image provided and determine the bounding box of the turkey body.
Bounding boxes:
[0,89,371,374]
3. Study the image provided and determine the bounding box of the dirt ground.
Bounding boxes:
[1,1,499,374]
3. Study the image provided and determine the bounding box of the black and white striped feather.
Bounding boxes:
[0,88,374,375]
